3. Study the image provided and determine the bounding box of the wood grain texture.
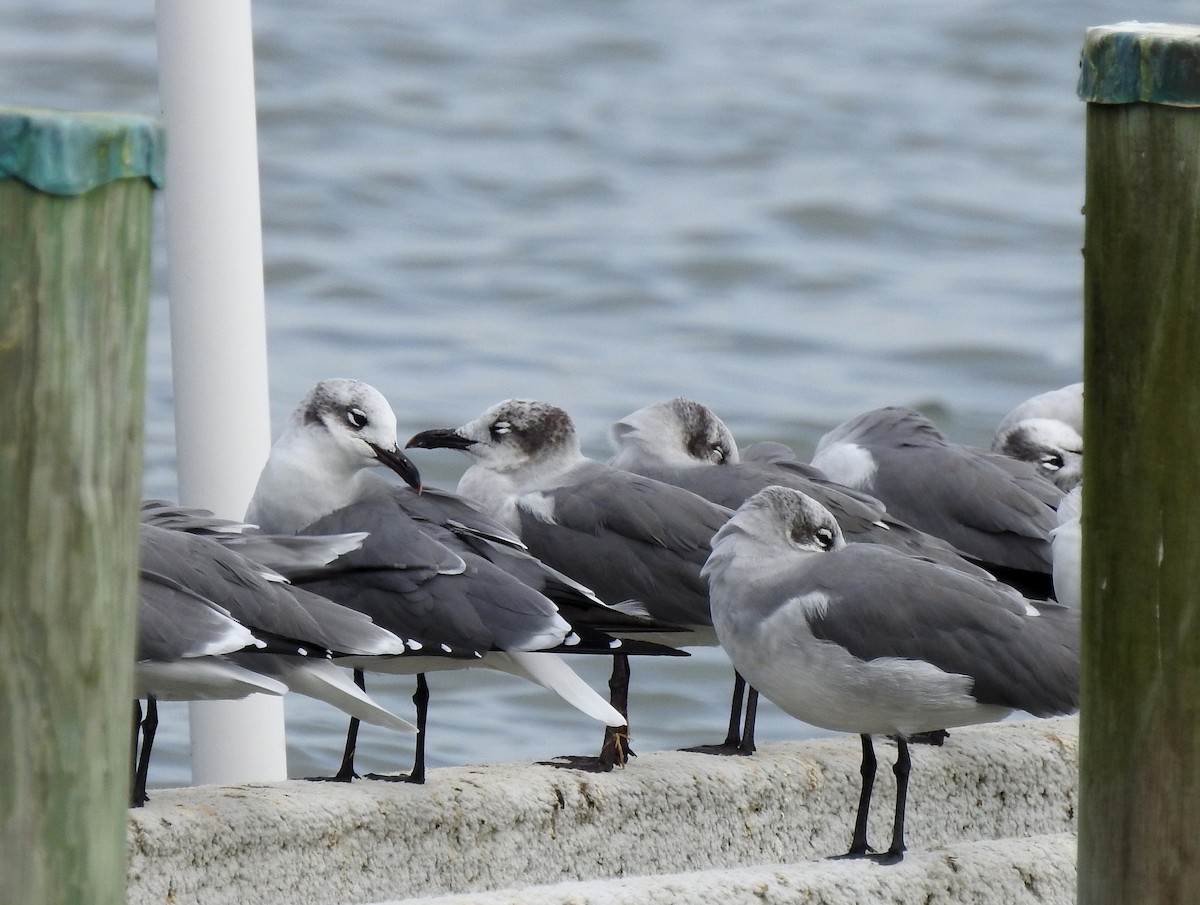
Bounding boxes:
[0,175,151,905]
[1079,99,1200,905]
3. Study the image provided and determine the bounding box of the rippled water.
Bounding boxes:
[5,0,1187,790]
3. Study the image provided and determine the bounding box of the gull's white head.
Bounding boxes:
[287,379,420,486]
[407,399,581,475]
[246,379,421,533]
[709,485,845,563]
[610,397,740,469]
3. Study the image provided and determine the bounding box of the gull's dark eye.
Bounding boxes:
[491,420,512,437]
[347,408,369,430]
[712,444,727,464]
[1041,453,1065,471]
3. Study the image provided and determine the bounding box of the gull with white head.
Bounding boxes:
[704,485,1079,862]
[246,380,652,782]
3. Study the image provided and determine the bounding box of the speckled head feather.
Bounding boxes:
[713,485,846,558]
[666,398,738,465]
[486,399,577,457]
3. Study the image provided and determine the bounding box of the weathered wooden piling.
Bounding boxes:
[1077,23,1200,905]
[0,107,161,905]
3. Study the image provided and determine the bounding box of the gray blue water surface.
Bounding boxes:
[4,0,1186,790]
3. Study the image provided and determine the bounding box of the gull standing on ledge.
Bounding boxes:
[704,486,1079,862]
[245,379,632,781]
[407,399,733,769]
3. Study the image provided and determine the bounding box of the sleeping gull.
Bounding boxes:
[704,486,1079,862]
[812,406,1062,594]
[246,379,649,782]
[992,384,1084,492]
[610,398,993,574]
[407,398,733,769]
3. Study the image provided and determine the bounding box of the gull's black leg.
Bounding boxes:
[366,672,429,784]
[540,655,632,773]
[132,697,158,808]
[307,668,365,782]
[833,733,877,858]
[724,671,747,747]
[738,686,759,755]
[131,700,142,807]
[878,737,911,864]
[684,672,755,756]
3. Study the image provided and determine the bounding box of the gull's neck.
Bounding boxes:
[246,421,373,534]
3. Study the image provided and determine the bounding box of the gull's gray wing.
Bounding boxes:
[515,463,732,628]
[619,458,991,578]
[137,571,256,661]
[141,523,403,657]
[802,545,1078,716]
[861,442,1056,572]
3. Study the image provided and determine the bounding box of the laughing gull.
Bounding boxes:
[135,521,416,806]
[245,379,642,782]
[407,398,734,769]
[704,486,1079,862]
[812,406,1063,595]
[992,384,1084,492]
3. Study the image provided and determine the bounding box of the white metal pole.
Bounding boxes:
[155,0,288,785]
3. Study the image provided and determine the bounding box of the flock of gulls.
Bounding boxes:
[136,378,1084,864]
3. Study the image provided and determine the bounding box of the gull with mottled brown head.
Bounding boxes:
[704,485,1079,862]
[408,398,734,769]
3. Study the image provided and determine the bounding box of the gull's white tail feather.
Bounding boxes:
[491,651,626,727]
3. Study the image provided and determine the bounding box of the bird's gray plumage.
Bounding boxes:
[704,485,1079,736]
[141,522,408,658]
[244,380,633,779]
[609,397,994,578]
[704,484,1077,861]
[407,398,741,765]
[142,499,370,579]
[812,406,1062,575]
[410,398,731,634]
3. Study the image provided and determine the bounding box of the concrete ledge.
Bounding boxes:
[391,834,1077,905]
[127,717,1077,905]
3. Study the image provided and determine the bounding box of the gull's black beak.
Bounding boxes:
[369,442,423,491]
[405,428,477,452]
